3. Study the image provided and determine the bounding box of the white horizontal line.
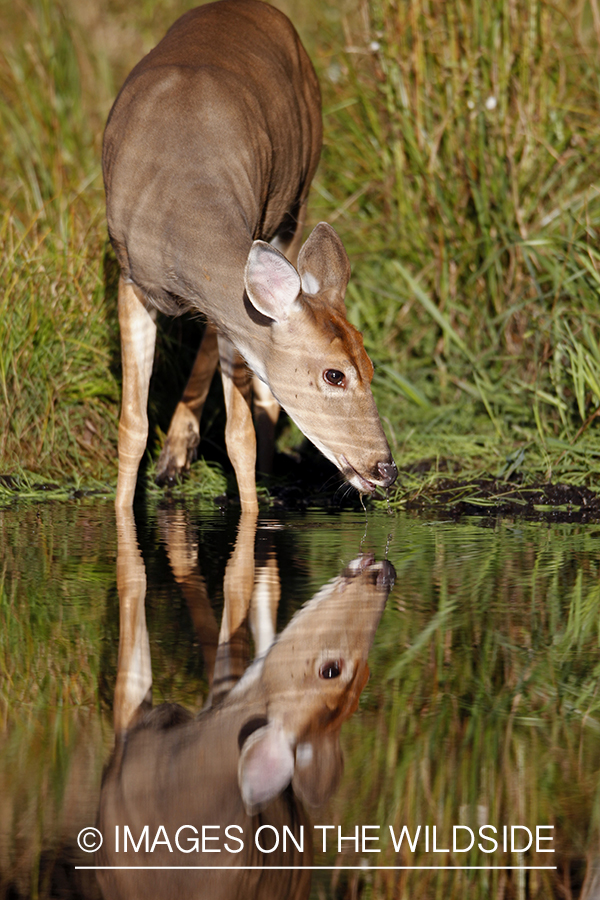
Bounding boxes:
[76,866,557,871]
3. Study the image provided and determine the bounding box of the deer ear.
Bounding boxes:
[244,241,301,322]
[297,222,351,301]
[291,734,344,808]
[238,721,295,815]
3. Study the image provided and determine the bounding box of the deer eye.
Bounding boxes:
[319,660,342,679]
[323,369,345,387]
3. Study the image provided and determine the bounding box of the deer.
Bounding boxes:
[96,505,395,899]
[102,0,397,513]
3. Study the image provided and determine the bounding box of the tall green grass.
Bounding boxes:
[0,0,119,485]
[315,0,600,492]
[1,0,599,496]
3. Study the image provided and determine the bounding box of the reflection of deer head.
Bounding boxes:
[238,553,393,815]
[96,508,394,899]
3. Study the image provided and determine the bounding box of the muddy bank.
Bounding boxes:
[2,453,599,524]
[401,479,600,524]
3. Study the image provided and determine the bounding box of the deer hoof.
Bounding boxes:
[155,403,200,485]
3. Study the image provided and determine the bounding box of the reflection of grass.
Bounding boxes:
[0,504,111,711]
[3,506,600,897]
[1,1,600,499]
[0,500,211,898]
[0,503,112,898]
[320,520,600,898]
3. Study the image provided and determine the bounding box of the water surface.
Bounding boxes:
[1,500,599,899]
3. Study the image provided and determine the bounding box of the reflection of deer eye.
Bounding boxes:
[323,369,345,387]
[319,660,342,679]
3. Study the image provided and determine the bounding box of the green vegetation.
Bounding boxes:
[1,0,599,502]
[0,0,118,489]
[315,0,600,495]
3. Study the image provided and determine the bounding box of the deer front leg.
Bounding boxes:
[157,507,220,692]
[252,377,280,475]
[114,505,152,734]
[155,323,220,485]
[218,334,259,514]
[115,277,157,508]
[211,510,258,702]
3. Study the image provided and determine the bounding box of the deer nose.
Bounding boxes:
[378,460,398,487]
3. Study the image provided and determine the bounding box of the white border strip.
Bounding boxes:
[77,865,557,871]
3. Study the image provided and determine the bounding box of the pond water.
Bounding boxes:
[1,499,600,899]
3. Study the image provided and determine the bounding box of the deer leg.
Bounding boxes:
[155,323,219,485]
[250,538,280,657]
[211,510,258,703]
[115,277,157,509]
[157,507,219,688]
[114,505,152,735]
[218,334,259,513]
[252,377,280,476]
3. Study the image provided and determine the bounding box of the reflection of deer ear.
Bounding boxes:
[238,722,295,815]
[291,734,343,808]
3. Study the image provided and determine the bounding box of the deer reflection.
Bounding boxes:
[96,508,394,900]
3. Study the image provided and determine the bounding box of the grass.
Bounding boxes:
[0,0,119,488]
[1,0,599,502]
[313,0,600,497]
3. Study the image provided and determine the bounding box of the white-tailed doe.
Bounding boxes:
[103,0,397,510]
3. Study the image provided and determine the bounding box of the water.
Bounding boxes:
[1,500,599,899]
